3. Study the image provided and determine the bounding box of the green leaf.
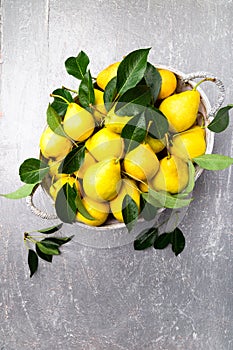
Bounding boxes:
[140,195,159,221]
[134,227,158,250]
[143,188,192,209]
[19,158,49,184]
[76,193,95,220]
[36,241,60,255]
[65,51,90,80]
[170,227,185,256]
[0,183,37,199]
[121,113,147,152]
[79,70,95,108]
[51,88,74,116]
[193,154,233,170]
[208,105,233,133]
[42,236,74,246]
[116,48,150,96]
[184,160,195,194]
[58,145,85,174]
[28,249,38,277]
[122,194,139,232]
[104,77,117,111]
[36,223,63,234]
[115,85,151,116]
[144,62,162,102]
[46,104,67,137]
[154,232,171,250]
[55,183,77,223]
[146,107,169,139]
[36,244,53,263]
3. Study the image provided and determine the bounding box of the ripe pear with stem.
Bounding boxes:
[159,78,215,133]
[51,94,95,142]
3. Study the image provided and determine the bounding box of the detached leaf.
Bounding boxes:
[79,70,95,108]
[116,48,150,96]
[208,105,233,133]
[46,104,67,137]
[144,63,162,102]
[146,107,169,139]
[55,183,77,223]
[28,249,38,277]
[36,241,60,255]
[104,77,117,111]
[58,145,85,174]
[122,194,139,232]
[134,227,158,250]
[36,245,53,263]
[42,236,74,246]
[65,51,90,80]
[51,88,74,116]
[121,113,147,152]
[154,232,171,250]
[0,183,37,199]
[193,154,233,170]
[115,85,151,116]
[170,228,185,256]
[37,223,63,234]
[19,158,49,184]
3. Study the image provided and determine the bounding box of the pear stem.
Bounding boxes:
[89,103,108,117]
[62,86,79,94]
[145,120,153,139]
[50,94,70,104]
[193,77,216,91]
[164,133,171,159]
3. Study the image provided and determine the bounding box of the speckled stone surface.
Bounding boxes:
[0,1,233,349]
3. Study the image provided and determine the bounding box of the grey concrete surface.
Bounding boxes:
[0,0,233,349]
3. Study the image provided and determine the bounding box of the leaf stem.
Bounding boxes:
[62,86,78,94]
[50,94,70,104]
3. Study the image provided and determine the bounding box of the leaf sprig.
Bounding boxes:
[25,224,74,277]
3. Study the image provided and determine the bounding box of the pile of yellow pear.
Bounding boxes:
[39,62,207,227]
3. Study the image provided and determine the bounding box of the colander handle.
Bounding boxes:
[182,72,225,118]
[26,184,58,220]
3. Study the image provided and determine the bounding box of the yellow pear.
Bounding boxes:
[159,90,200,133]
[96,62,120,90]
[76,196,109,226]
[170,125,206,160]
[40,127,72,160]
[93,89,107,123]
[145,135,165,153]
[157,69,177,100]
[63,103,95,141]
[85,127,124,161]
[49,176,79,201]
[110,178,140,222]
[150,155,189,194]
[123,143,160,181]
[83,158,121,202]
[105,106,133,134]
[74,151,96,179]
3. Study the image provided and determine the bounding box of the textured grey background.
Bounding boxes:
[0,0,233,349]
